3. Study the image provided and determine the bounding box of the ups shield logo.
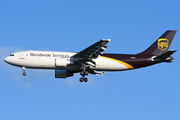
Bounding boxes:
[158,38,169,51]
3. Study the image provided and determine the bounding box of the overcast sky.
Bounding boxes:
[0,0,180,120]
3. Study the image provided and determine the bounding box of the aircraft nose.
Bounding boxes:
[4,56,10,63]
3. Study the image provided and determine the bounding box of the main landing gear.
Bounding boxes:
[22,67,26,76]
[79,71,89,82]
[79,63,89,82]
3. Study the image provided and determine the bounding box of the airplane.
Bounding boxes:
[4,30,177,82]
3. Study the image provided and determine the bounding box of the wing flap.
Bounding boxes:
[71,39,111,63]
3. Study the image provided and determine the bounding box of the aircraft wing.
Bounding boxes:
[71,39,111,67]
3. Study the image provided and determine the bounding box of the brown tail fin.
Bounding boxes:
[138,30,176,56]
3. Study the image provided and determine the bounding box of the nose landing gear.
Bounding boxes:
[22,67,26,76]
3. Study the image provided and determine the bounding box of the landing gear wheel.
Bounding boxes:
[80,71,84,76]
[79,78,84,82]
[80,71,88,76]
[84,78,88,82]
[23,72,26,76]
[85,71,89,76]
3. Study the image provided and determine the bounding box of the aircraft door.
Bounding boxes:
[19,52,30,66]
[19,52,25,60]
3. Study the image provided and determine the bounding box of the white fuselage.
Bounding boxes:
[4,51,132,71]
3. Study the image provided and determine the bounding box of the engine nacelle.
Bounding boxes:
[55,70,74,78]
[55,58,70,67]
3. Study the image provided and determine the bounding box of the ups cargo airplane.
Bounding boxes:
[4,30,177,82]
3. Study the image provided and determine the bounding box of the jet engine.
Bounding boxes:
[55,70,74,78]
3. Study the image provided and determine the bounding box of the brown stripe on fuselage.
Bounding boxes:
[101,53,156,69]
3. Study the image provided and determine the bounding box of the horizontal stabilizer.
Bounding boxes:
[153,50,177,60]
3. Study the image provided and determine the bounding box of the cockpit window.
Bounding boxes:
[10,54,14,56]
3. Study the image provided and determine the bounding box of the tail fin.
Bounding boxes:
[138,30,176,56]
